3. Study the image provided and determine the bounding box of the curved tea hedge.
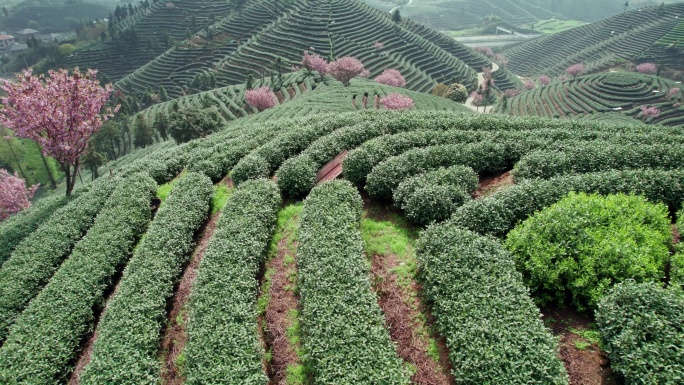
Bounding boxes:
[417,226,568,384]
[184,179,281,385]
[596,281,684,384]
[0,174,156,384]
[298,180,409,384]
[79,172,213,385]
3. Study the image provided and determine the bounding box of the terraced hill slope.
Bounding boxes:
[503,3,684,77]
[493,72,684,126]
[111,0,489,99]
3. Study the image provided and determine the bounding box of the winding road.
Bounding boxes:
[465,62,499,113]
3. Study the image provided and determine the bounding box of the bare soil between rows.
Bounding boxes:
[474,171,514,198]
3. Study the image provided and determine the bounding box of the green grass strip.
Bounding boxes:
[297,180,409,384]
[0,180,117,341]
[0,173,156,384]
[79,172,213,384]
[184,179,281,385]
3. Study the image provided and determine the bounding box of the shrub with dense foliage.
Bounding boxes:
[417,226,568,384]
[184,179,281,385]
[0,173,156,384]
[79,172,213,384]
[328,56,365,86]
[505,192,671,310]
[298,180,409,384]
[245,86,278,112]
[276,154,318,198]
[0,180,117,341]
[446,83,468,103]
[673,209,684,290]
[167,106,223,143]
[394,165,478,225]
[230,154,270,185]
[596,281,684,384]
[0,169,38,221]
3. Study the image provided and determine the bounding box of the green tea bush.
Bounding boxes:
[80,172,213,384]
[0,174,156,384]
[450,169,684,238]
[505,192,671,310]
[513,143,684,180]
[596,281,684,384]
[0,193,69,265]
[298,180,409,384]
[276,154,318,198]
[394,165,478,225]
[184,179,281,385]
[417,225,568,384]
[0,180,117,341]
[230,154,270,186]
[672,209,684,289]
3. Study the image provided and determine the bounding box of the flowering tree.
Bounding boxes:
[373,42,384,50]
[380,93,414,110]
[495,53,508,68]
[0,169,38,221]
[640,106,661,121]
[565,64,585,78]
[328,57,366,86]
[539,75,551,86]
[245,86,277,112]
[523,79,536,90]
[636,63,657,74]
[474,46,494,58]
[470,91,483,111]
[0,68,116,196]
[669,88,681,99]
[504,89,521,98]
[375,69,406,87]
[301,51,328,77]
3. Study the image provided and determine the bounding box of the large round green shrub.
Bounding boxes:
[505,192,672,311]
[275,155,318,198]
[403,185,470,226]
[596,280,684,384]
[393,165,478,208]
[230,155,269,186]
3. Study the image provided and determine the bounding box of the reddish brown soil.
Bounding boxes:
[673,224,680,244]
[371,254,454,385]
[68,277,123,385]
[541,307,620,385]
[160,212,221,385]
[263,234,301,384]
[474,171,514,198]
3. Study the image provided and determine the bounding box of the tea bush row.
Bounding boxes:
[298,180,409,384]
[80,172,213,385]
[0,180,117,341]
[184,179,281,385]
[0,174,156,384]
[416,226,568,384]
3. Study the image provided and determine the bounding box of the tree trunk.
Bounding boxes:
[62,162,77,197]
[37,142,57,189]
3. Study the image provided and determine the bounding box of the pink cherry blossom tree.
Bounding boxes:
[495,53,508,68]
[380,93,414,110]
[504,89,521,98]
[565,64,585,79]
[328,57,366,86]
[669,88,681,99]
[539,75,551,86]
[474,46,494,58]
[640,106,661,122]
[523,79,536,90]
[373,42,384,50]
[470,91,483,111]
[0,169,39,221]
[245,86,278,112]
[301,51,328,77]
[0,68,116,196]
[636,63,657,74]
[375,69,406,87]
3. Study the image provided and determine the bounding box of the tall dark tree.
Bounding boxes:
[392,9,401,23]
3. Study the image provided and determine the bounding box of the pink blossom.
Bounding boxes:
[474,46,494,58]
[0,68,116,196]
[328,57,366,86]
[668,88,681,97]
[482,66,492,80]
[565,64,585,78]
[0,169,38,221]
[504,89,521,98]
[380,93,414,110]
[373,42,384,50]
[375,69,406,87]
[245,86,277,112]
[301,52,328,76]
[470,91,483,106]
[523,79,536,90]
[539,75,551,86]
[557,75,570,82]
[495,53,508,67]
[636,63,657,74]
[640,106,661,120]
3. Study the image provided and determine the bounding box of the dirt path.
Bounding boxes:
[159,212,221,385]
[262,211,303,385]
[465,62,500,113]
[542,307,619,385]
[474,171,513,198]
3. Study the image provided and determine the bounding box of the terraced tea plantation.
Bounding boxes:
[1,106,683,384]
[495,72,684,125]
[504,2,684,76]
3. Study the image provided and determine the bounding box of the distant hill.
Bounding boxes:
[503,3,684,77]
[493,72,684,126]
[68,0,499,100]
